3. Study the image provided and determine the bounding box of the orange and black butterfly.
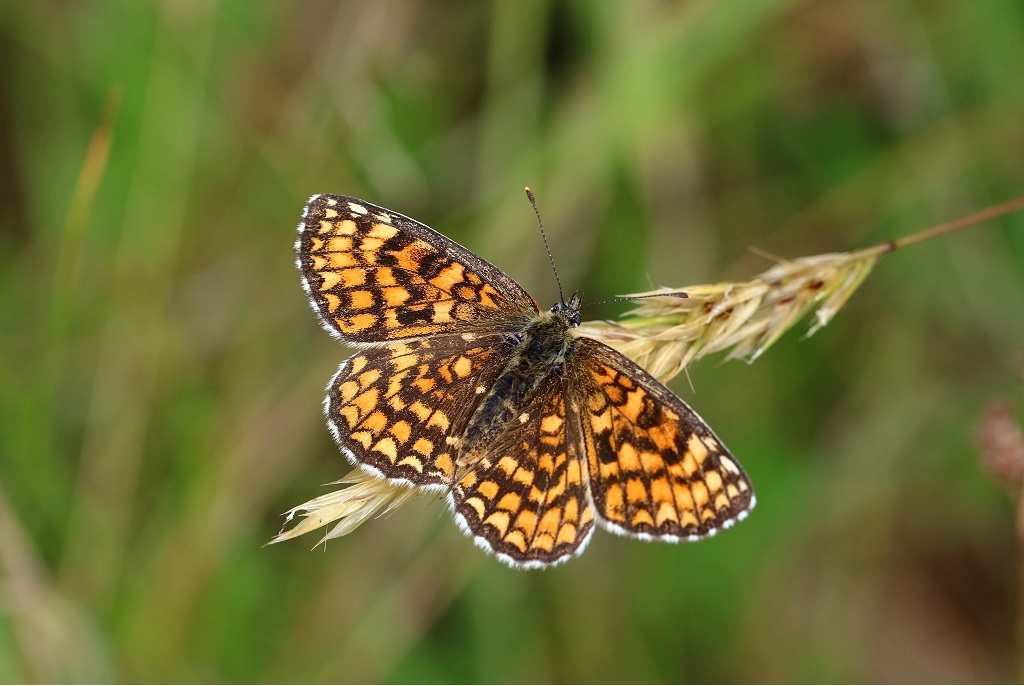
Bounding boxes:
[296,194,754,568]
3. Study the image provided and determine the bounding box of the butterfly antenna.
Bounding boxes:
[582,292,690,310]
[525,187,566,305]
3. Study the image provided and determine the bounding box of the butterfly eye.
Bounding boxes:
[551,296,581,325]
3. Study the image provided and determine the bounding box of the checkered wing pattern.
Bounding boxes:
[296,193,756,568]
[572,338,754,540]
[297,194,538,343]
[326,334,510,488]
[451,382,596,567]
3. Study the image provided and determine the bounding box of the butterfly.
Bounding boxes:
[295,193,754,568]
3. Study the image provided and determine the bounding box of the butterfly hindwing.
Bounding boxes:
[326,334,511,488]
[451,380,596,567]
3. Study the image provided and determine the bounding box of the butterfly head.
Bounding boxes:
[551,291,582,328]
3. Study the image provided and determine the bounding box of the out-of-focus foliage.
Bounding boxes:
[1,1,1023,682]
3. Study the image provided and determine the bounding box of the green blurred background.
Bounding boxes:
[3,0,1024,682]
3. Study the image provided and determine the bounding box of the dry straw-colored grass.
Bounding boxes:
[272,198,1024,547]
[271,470,423,546]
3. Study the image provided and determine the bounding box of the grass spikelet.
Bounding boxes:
[578,246,884,382]
[270,470,422,547]
[580,197,1024,383]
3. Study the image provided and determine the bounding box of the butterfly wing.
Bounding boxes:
[571,338,755,540]
[326,334,513,488]
[450,380,596,567]
[297,194,538,344]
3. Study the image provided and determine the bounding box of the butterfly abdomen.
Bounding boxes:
[459,309,577,462]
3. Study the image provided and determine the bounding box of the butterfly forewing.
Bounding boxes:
[297,194,538,343]
[571,338,754,540]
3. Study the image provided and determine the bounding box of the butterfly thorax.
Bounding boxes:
[457,300,580,471]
